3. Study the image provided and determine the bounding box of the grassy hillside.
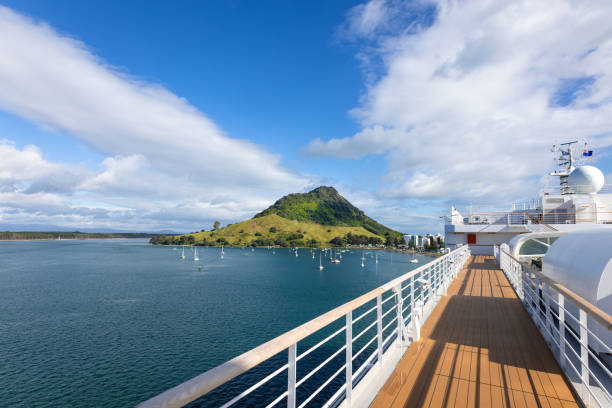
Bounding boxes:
[154,214,383,247]
[254,186,402,239]
[152,186,406,247]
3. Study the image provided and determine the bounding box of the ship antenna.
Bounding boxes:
[551,141,577,194]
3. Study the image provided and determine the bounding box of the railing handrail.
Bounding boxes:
[138,247,466,408]
[501,249,612,331]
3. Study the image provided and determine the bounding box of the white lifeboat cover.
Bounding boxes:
[542,228,612,305]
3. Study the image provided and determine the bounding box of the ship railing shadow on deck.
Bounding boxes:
[391,258,575,408]
[497,247,612,408]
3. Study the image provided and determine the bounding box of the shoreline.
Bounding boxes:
[153,243,444,257]
[0,237,150,242]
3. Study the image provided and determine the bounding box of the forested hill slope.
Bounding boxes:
[254,186,402,239]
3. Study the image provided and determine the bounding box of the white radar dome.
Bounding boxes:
[567,165,604,193]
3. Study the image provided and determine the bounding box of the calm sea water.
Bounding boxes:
[0,240,430,407]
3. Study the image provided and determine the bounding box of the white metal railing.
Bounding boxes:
[445,210,612,226]
[498,245,612,408]
[137,246,471,408]
[541,183,612,195]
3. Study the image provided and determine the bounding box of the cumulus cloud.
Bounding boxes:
[0,6,314,231]
[310,0,612,203]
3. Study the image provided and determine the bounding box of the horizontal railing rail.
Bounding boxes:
[446,210,612,226]
[137,246,471,408]
[498,245,612,408]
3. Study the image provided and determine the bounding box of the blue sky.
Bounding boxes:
[0,0,611,234]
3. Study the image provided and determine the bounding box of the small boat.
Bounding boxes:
[410,252,418,263]
[194,247,199,261]
[180,247,185,259]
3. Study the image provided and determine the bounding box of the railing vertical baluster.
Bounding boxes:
[377,295,383,368]
[558,293,565,369]
[410,276,415,312]
[395,284,403,348]
[579,308,589,391]
[544,285,552,344]
[345,312,352,408]
[524,270,532,315]
[288,344,296,408]
[531,271,537,317]
[535,277,542,329]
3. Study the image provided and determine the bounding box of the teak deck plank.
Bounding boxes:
[370,255,579,408]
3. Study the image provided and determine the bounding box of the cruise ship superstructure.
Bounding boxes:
[445,141,612,255]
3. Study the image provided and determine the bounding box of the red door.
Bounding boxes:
[467,233,476,244]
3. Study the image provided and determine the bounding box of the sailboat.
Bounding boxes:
[331,249,340,264]
[180,247,185,259]
[319,253,324,270]
[410,251,419,263]
[361,252,365,267]
[194,247,199,261]
[295,249,298,257]
[375,253,379,264]
[221,245,225,259]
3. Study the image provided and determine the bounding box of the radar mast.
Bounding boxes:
[550,141,577,194]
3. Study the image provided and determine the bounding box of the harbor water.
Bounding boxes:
[0,239,431,407]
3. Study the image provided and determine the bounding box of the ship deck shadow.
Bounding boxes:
[370,255,581,408]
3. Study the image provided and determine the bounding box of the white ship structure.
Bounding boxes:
[445,141,612,255]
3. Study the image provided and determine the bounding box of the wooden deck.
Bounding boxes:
[370,255,580,408]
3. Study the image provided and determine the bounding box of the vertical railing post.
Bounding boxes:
[410,275,415,312]
[558,293,565,369]
[544,285,552,344]
[535,277,542,329]
[346,312,352,407]
[530,271,537,317]
[288,344,296,408]
[519,264,525,300]
[377,295,383,368]
[524,270,531,313]
[395,284,403,348]
[579,308,589,390]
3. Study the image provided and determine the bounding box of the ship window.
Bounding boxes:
[518,237,557,255]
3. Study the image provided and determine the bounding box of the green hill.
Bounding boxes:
[254,186,401,238]
[152,186,405,248]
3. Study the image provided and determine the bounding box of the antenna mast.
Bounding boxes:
[550,141,577,194]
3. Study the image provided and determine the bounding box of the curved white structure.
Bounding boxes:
[542,228,612,307]
[508,231,565,259]
[542,228,612,358]
[568,165,605,194]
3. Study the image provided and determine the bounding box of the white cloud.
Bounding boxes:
[344,0,389,38]
[0,6,316,231]
[309,0,612,203]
